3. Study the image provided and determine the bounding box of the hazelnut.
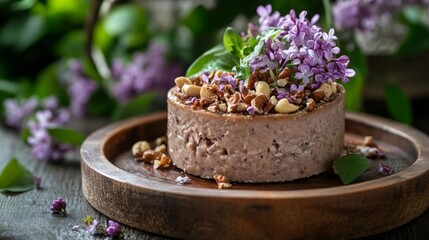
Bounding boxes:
[155,136,167,146]
[181,84,201,97]
[275,98,299,114]
[255,81,271,98]
[132,141,151,157]
[174,77,192,89]
[154,144,167,153]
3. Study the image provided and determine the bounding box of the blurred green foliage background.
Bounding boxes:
[0,0,428,131]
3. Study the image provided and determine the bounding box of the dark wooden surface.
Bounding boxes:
[2,115,429,239]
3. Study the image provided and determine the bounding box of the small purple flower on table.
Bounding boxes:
[50,197,67,215]
[106,220,123,237]
[377,162,395,177]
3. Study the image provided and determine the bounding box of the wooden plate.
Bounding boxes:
[81,112,429,239]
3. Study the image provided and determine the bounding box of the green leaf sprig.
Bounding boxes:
[0,158,34,192]
[47,127,86,146]
[333,154,369,185]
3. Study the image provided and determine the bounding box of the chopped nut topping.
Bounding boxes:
[363,136,378,148]
[275,99,299,113]
[213,174,232,189]
[141,150,162,164]
[173,67,342,115]
[174,77,192,89]
[306,98,316,112]
[251,93,268,112]
[132,141,151,158]
[155,136,167,146]
[153,154,171,169]
[277,67,291,79]
[154,144,167,153]
[182,84,201,97]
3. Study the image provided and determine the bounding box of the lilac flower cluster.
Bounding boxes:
[63,59,97,117]
[249,5,354,92]
[4,97,38,129]
[27,97,71,161]
[4,96,72,161]
[112,42,184,102]
[50,197,67,215]
[332,0,429,32]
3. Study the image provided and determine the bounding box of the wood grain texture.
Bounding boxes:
[80,112,429,240]
[1,114,429,239]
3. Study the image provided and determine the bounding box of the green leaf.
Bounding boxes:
[104,5,148,36]
[242,30,281,65]
[186,45,239,77]
[385,84,412,125]
[87,88,117,116]
[339,41,367,111]
[33,64,61,98]
[396,23,429,57]
[223,27,245,58]
[322,0,332,29]
[181,5,212,36]
[0,80,20,95]
[20,125,31,143]
[333,154,369,185]
[112,92,157,120]
[0,15,46,51]
[47,127,86,146]
[0,158,34,192]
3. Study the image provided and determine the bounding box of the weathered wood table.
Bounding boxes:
[1,117,429,239]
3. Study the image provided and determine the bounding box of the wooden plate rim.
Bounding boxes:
[80,112,429,199]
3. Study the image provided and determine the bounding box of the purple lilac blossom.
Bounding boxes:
[4,97,38,129]
[332,0,429,32]
[246,106,256,115]
[112,42,183,102]
[63,59,97,116]
[27,98,71,161]
[377,162,395,176]
[50,197,67,215]
[85,219,100,235]
[248,5,355,90]
[105,220,122,237]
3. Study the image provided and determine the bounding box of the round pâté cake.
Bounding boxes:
[166,6,354,183]
[167,76,345,182]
